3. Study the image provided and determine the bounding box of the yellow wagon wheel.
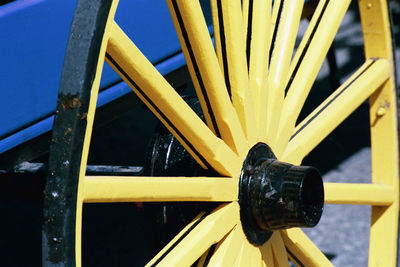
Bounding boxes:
[43,0,399,266]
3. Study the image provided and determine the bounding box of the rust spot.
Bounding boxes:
[64,128,72,136]
[62,97,82,110]
[80,112,88,120]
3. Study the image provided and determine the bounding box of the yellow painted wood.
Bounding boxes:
[286,254,301,267]
[260,240,275,267]
[211,0,257,145]
[247,0,272,142]
[276,0,351,156]
[250,243,262,267]
[271,0,283,33]
[271,232,289,267]
[74,1,120,266]
[210,0,224,80]
[281,228,333,266]
[359,0,400,266]
[83,176,238,203]
[232,222,253,267]
[266,0,303,151]
[234,242,253,267]
[166,0,247,156]
[106,23,241,177]
[242,0,250,45]
[324,183,394,205]
[370,206,398,266]
[282,59,390,164]
[146,203,240,267]
[210,0,223,74]
[197,247,212,267]
[360,0,395,60]
[166,0,216,137]
[208,227,243,266]
[287,0,328,88]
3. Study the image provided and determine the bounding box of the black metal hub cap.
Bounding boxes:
[239,143,324,246]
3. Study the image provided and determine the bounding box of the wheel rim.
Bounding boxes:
[43,0,399,266]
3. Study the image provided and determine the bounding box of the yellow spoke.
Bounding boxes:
[106,23,240,176]
[286,0,328,93]
[211,0,224,78]
[286,252,302,267]
[271,232,289,267]
[82,176,238,203]
[207,227,242,266]
[233,242,252,267]
[211,0,257,145]
[270,0,283,56]
[266,0,303,149]
[196,247,212,267]
[146,203,239,267]
[276,0,351,156]
[167,0,247,156]
[324,183,394,205]
[242,0,250,42]
[281,228,333,267]
[246,0,272,141]
[250,244,262,267]
[260,240,275,267]
[264,0,283,142]
[233,229,253,266]
[282,59,390,164]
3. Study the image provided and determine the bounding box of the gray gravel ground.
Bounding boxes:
[303,148,371,267]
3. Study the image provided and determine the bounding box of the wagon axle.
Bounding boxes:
[239,143,324,245]
[148,99,325,247]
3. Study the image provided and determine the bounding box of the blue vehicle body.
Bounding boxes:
[0,0,214,154]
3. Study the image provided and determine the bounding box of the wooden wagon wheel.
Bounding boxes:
[43,0,399,266]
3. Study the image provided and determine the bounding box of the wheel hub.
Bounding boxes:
[239,143,324,245]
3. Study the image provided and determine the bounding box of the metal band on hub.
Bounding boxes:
[239,143,324,246]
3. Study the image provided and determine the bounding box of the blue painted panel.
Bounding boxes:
[0,0,184,140]
[0,0,77,139]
